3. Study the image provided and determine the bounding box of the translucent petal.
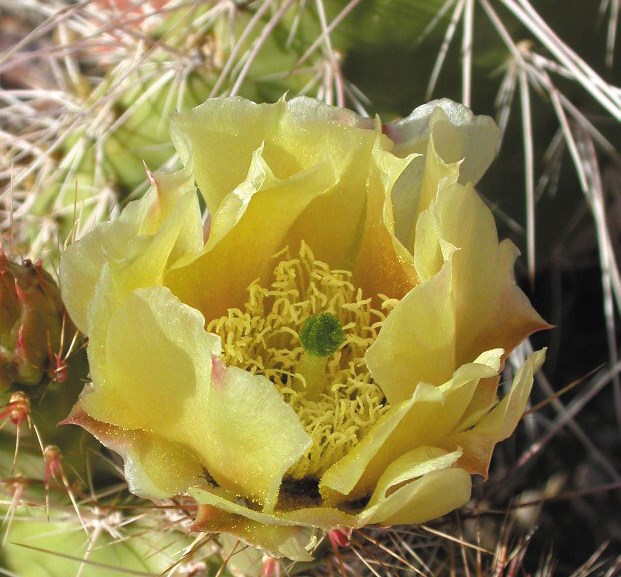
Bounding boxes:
[444,349,546,477]
[428,182,551,367]
[385,99,500,185]
[365,261,456,403]
[352,141,419,302]
[361,467,472,525]
[191,486,360,533]
[60,170,200,333]
[81,287,310,510]
[191,496,319,562]
[170,95,376,218]
[165,154,339,322]
[322,350,503,501]
[368,446,463,508]
[64,409,204,499]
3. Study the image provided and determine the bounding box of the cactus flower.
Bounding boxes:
[60,96,549,561]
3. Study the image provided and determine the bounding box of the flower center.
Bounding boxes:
[207,243,398,480]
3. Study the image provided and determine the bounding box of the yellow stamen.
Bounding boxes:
[207,242,398,480]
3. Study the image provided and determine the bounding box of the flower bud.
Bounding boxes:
[0,252,70,391]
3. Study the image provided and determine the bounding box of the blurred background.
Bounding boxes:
[0,1,620,575]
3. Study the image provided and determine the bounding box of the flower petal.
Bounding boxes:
[191,496,319,562]
[322,350,503,502]
[385,99,500,186]
[165,153,339,322]
[396,134,461,256]
[170,97,287,215]
[367,446,463,508]
[369,179,549,404]
[200,361,312,511]
[443,349,546,477]
[365,260,456,403]
[81,286,310,511]
[60,170,201,333]
[361,467,472,526]
[352,140,419,301]
[167,96,397,322]
[170,95,375,221]
[427,182,551,367]
[191,486,360,534]
[64,409,204,499]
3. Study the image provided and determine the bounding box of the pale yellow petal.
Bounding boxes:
[204,145,274,249]
[391,178,548,389]
[170,97,287,214]
[443,349,546,477]
[361,467,472,526]
[191,486,360,533]
[165,155,339,322]
[319,399,414,502]
[197,362,311,511]
[430,182,551,366]
[65,410,204,499]
[368,446,463,508]
[191,495,318,562]
[352,141,419,302]
[169,97,405,322]
[170,95,376,219]
[83,286,310,511]
[387,102,500,265]
[365,260,456,404]
[80,286,220,431]
[404,134,460,256]
[61,171,200,334]
[386,99,500,185]
[322,350,503,502]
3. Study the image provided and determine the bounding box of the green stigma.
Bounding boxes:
[300,313,346,357]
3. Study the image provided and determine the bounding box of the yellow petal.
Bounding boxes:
[60,171,201,333]
[443,349,546,477]
[404,134,461,256]
[65,409,204,499]
[170,95,375,221]
[352,141,419,302]
[428,182,551,367]
[191,486,359,533]
[386,99,500,185]
[81,286,220,429]
[170,97,287,215]
[365,260,456,403]
[387,100,498,259]
[371,179,549,405]
[165,153,339,322]
[322,350,503,502]
[367,446,463,508]
[411,199,456,283]
[82,286,310,511]
[198,361,311,511]
[203,144,274,248]
[191,497,319,562]
[361,467,472,526]
[167,96,401,322]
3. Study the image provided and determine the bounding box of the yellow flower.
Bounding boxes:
[60,96,549,561]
